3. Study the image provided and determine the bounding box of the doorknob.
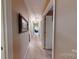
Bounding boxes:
[1,46,3,51]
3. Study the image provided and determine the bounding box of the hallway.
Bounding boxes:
[24,37,52,59]
[1,0,77,59]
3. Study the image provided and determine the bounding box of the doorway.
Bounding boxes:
[43,10,53,59]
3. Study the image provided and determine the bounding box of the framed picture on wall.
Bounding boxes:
[18,13,28,33]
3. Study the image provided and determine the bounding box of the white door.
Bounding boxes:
[45,16,53,49]
[1,11,5,59]
[1,23,5,59]
[1,0,13,59]
[1,1,5,59]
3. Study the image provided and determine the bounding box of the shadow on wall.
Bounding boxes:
[13,36,21,59]
[55,32,77,59]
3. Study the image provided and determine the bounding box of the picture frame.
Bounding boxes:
[18,13,28,33]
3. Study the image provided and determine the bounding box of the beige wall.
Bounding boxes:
[12,0,28,19]
[55,0,77,59]
[12,9,29,59]
[12,0,29,59]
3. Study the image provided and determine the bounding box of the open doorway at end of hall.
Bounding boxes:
[43,10,53,59]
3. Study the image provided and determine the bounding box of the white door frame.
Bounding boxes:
[52,0,56,59]
[2,0,13,59]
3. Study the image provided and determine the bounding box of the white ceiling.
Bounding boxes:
[12,0,53,20]
[24,0,52,16]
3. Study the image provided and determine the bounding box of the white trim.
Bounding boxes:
[52,0,56,59]
[2,0,13,59]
